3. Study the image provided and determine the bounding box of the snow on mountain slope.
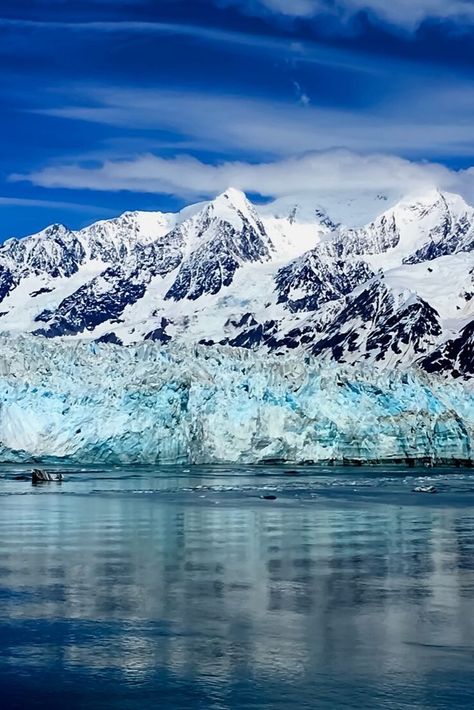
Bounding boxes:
[0,336,471,465]
[0,261,108,334]
[0,187,472,377]
[384,253,474,326]
[259,191,402,230]
[314,190,474,271]
[165,189,274,301]
[0,224,86,307]
[403,192,474,265]
[310,278,443,367]
[33,238,185,338]
[0,209,176,283]
[275,251,374,314]
[0,208,180,330]
[258,198,336,260]
[75,209,178,260]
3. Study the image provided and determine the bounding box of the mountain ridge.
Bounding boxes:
[0,187,473,378]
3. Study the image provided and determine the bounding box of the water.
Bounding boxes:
[1,464,474,709]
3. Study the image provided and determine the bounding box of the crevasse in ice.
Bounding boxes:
[0,336,472,465]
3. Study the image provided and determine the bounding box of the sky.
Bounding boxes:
[1,0,474,238]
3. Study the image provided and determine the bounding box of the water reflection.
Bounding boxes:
[1,479,474,709]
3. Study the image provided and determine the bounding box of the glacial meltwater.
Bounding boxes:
[1,465,474,709]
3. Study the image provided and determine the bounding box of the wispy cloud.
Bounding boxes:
[0,16,388,77]
[0,17,262,43]
[11,149,474,206]
[0,196,114,213]
[293,81,310,106]
[222,0,474,31]
[31,86,474,160]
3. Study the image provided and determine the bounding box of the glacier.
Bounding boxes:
[0,336,472,466]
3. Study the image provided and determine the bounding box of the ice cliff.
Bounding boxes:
[0,336,472,465]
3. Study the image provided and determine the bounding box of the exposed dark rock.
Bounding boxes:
[420,321,474,379]
[30,287,54,298]
[95,332,123,346]
[31,469,64,484]
[276,254,373,314]
[145,318,172,344]
[311,280,443,365]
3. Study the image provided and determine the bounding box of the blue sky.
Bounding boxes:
[1,0,474,238]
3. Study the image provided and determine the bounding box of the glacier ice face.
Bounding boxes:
[0,336,471,466]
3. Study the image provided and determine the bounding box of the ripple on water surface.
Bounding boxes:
[0,464,474,709]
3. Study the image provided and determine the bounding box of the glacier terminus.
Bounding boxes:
[0,337,471,466]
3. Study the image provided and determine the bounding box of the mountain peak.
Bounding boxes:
[216,186,248,203]
[392,188,471,215]
[212,187,253,215]
[28,223,72,242]
[205,187,263,233]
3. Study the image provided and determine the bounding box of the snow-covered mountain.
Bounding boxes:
[1,187,473,378]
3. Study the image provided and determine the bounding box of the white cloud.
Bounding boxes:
[10,149,474,206]
[226,0,474,30]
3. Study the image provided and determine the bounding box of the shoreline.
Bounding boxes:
[0,457,472,469]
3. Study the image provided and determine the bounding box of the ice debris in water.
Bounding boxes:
[413,486,438,494]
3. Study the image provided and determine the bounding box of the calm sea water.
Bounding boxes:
[1,464,474,710]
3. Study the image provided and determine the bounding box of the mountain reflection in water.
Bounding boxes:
[0,465,474,709]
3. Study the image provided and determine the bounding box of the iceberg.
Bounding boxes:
[0,336,472,466]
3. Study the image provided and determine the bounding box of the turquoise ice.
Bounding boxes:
[0,336,471,465]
